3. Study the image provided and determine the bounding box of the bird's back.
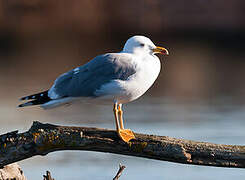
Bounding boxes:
[48,53,137,99]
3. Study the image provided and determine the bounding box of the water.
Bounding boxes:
[1,97,244,179]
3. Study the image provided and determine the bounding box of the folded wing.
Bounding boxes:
[48,53,137,100]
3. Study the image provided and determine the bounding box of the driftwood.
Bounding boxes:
[0,121,245,168]
[0,163,27,180]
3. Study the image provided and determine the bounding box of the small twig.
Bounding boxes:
[113,163,126,180]
[43,171,55,180]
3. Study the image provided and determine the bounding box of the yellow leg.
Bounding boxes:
[115,103,135,142]
[118,104,124,129]
[113,103,120,131]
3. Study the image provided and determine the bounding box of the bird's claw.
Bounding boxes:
[118,129,135,142]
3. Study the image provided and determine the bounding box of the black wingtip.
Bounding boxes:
[19,97,28,101]
[18,90,51,108]
[19,90,49,101]
[19,95,37,101]
[18,102,34,108]
[17,104,25,108]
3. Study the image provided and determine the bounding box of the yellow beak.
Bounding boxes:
[153,46,169,55]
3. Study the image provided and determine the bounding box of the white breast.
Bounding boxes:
[94,54,161,104]
[123,54,161,101]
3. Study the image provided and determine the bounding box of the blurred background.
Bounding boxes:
[0,0,245,179]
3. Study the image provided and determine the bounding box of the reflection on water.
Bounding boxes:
[1,97,245,179]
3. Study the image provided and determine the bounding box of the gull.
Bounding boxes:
[18,35,169,142]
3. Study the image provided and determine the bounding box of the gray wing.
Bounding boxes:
[49,53,136,98]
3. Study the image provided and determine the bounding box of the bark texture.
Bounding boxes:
[0,121,245,168]
[0,163,27,180]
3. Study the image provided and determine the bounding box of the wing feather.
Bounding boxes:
[48,53,136,99]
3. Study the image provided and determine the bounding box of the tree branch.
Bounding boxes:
[0,121,245,168]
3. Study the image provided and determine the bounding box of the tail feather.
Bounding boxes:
[18,90,51,107]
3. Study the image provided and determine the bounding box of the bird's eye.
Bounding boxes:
[139,43,145,47]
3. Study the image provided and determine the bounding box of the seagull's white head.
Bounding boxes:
[123,35,169,56]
